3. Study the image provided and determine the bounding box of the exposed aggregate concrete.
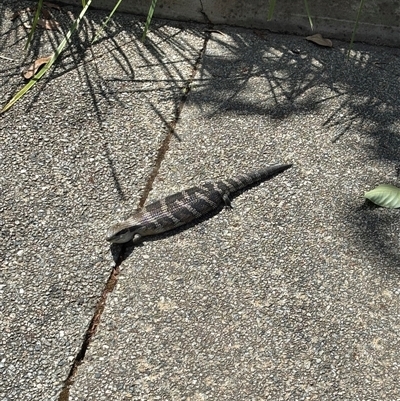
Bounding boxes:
[1,2,204,400]
[1,1,400,400]
[72,26,400,401]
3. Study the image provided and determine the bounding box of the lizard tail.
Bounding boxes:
[220,163,292,193]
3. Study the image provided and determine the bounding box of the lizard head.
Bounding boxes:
[106,218,143,244]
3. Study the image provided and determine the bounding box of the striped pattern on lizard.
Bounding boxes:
[106,163,292,244]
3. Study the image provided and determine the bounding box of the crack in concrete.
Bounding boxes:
[138,29,212,208]
[199,0,212,25]
[57,28,212,401]
[57,258,122,401]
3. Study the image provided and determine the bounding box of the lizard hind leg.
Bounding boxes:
[132,233,143,244]
[223,193,233,208]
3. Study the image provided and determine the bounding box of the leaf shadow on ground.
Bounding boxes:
[0,3,206,206]
[2,3,400,399]
[1,2,400,271]
[186,31,400,274]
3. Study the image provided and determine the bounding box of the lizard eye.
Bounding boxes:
[106,227,129,242]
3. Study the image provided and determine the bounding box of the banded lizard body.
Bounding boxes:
[106,163,292,243]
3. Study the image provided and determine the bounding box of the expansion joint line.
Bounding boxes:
[58,257,121,401]
[138,28,212,208]
[57,27,212,401]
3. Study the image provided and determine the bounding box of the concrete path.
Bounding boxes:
[1,2,400,400]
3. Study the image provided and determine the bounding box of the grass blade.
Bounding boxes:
[25,0,43,50]
[347,0,365,58]
[92,0,124,44]
[141,0,158,42]
[304,0,313,30]
[1,0,92,113]
[267,0,277,21]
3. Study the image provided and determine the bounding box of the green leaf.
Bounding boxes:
[364,184,400,208]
